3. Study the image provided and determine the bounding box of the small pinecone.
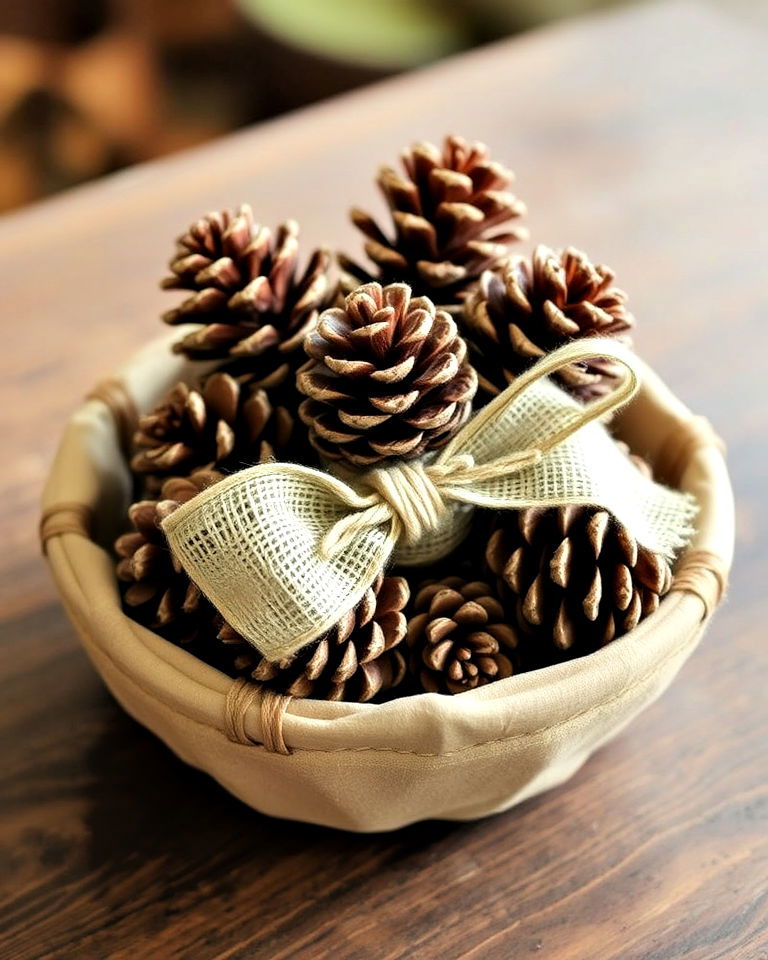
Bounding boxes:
[131,372,294,490]
[463,245,634,402]
[297,282,477,467]
[339,135,526,307]
[115,472,221,644]
[408,577,518,694]
[162,206,334,376]
[486,504,673,660]
[218,575,410,702]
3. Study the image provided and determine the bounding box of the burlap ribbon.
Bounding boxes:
[162,339,697,660]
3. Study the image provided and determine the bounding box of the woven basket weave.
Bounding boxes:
[41,333,734,832]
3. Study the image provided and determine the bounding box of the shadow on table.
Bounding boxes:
[79,695,488,922]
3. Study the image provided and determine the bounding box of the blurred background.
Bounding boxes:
[0,0,758,213]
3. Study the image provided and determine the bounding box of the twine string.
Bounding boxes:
[224,678,292,754]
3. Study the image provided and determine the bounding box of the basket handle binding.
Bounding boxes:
[224,678,292,754]
[85,377,140,457]
[669,549,729,619]
[39,377,139,555]
[659,414,730,618]
[40,502,94,554]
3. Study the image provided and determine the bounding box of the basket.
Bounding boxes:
[41,333,734,832]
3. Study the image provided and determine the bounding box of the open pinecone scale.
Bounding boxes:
[340,135,527,308]
[131,371,300,493]
[408,578,518,694]
[115,472,222,646]
[217,575,410,702]
[486,504,673,662]
[297,281,477,466]
[463,245,634,402]
[162,206,335,379]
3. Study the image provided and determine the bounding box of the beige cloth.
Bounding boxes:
[41,331,734,832]
[163,340,697,660]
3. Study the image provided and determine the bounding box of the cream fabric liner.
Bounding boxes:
[42,332,735,832]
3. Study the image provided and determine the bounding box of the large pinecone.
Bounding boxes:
[408,577,518,694]
[339,135,527,308]
[162,206,334,376]
[217,575,410,702]
[115,473,221,645]
[486,504,673,661]
[297,282,477,467]
[131,372,295,491]
[463,245,634,402]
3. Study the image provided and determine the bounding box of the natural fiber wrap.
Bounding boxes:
[162,340,697,660]
[41,331,734,832]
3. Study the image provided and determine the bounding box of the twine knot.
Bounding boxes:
[319,458,450,557]
[364,460,450,545]
[318,445,547,559]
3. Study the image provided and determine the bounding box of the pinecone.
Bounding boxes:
[463,245,635,402]
[131,372,295,491]
[339,135,527,308]
[408,577,517,694]
[217,575,410,702]
[486,504,673,661]
[297,282,477,467]
[162,206,334,377]
[115,472,221,645]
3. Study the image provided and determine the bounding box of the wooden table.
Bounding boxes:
[2,2,766,957]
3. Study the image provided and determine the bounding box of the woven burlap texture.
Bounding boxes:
[162,339,697,661]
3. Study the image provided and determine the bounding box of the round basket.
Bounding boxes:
[41,334,734,832]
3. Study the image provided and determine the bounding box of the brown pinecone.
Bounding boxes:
[486,504,673,660]
[463,245,634,402]
[115,472,221,645]
[162,206,334,375]
[131,371,295,490]
[339,135,527,308]
[407,577,518,694]
[297,282,477,467]
[217,575,410,702]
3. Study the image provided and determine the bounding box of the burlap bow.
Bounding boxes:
[162,339,697,660]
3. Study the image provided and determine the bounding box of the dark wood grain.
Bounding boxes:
[1,3,767,958]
